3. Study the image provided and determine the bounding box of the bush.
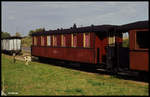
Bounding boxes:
[21,36,32,47]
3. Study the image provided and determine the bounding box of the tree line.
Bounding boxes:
[28,28,45,37]
[1,31,22,38]
[1,28,45,38]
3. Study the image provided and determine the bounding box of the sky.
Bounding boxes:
[2,1,149,36]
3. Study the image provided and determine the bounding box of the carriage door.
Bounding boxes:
[119,32,129,69]
[106,32,115,69]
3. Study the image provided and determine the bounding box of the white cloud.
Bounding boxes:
[2,1,148,36]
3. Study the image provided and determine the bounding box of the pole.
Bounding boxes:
[115,27,119,74]
[13,53,16,63]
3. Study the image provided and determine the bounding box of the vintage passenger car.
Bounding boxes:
[31,25,121,64]
[31,20,149,73]
[117,21,149,72]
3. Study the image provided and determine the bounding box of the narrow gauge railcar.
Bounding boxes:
[31,24,122,67]
[116,21,149,72]
[31,20,149,73]
[1,36,22,55]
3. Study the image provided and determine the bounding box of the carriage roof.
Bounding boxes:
[31,20,148,36]
[32,25,118,36]
[116,21,149,32]
[1,36,22,40]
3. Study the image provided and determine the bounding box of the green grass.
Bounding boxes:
[1,54,149,96]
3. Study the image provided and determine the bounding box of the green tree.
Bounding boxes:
[1,32,11,38]
[28,28,45,36]
[35,28,45,32]
[28,30,35,37]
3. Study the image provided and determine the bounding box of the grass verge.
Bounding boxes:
[1,54,149,96]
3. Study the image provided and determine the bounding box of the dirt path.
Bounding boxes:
[2,53,30,62]
[15,55,25,61]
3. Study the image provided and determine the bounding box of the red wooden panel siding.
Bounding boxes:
[102,37,108,55]
[32,32,108,64]
[129,29,149,72]
[44,36,47,46]
[77,33,83,47]
[37,36,39,46]
[73,34,77,47]
[96,35,101,63]
[51,35,53,46]
[130,51,149,71]
[66,34,71,47]
[31,32,97,64]
[95,32,108,63]
[57,35,61,47]
[38,36,41,46]
[90,32,94,48]
[32,46,95,64]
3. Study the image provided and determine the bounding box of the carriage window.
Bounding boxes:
[34,36,37,46]
[108,32,115,46]
[53,35,57,46]
[71,34,77,47]
[61,35,66,47]
[136,31,148,49]
[41,36,44,46]
[122,32,129,47]
[47,36,51,46]
[83,33,90,48]
[108,36,115,46]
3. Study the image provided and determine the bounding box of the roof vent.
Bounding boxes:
[73,23,77,29]
[91,24,94,27]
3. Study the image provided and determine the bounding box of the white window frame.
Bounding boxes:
[47,36,51,46]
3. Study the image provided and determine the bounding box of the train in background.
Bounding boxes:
[1,36,22,55]
[31,20,148,74]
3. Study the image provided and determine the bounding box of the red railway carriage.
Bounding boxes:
[31,25,121,65]
[31,20,148,73]
[117,21,149,72]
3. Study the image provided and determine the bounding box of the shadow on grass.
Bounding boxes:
[32,57,148,83]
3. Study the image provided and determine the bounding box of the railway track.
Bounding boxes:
[34,57,148,83]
